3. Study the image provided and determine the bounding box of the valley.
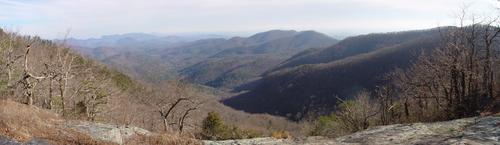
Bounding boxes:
[67,27,448,120]
[67,30,338,89]
[1,0,500,144]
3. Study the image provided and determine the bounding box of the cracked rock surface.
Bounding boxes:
[203,116,500,145]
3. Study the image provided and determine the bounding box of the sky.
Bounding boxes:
[0,0,499,39]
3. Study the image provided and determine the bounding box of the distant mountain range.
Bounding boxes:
[66,33,228,49]
[68,28,453,120]
[180,30,338,88]
[67,30,339,86]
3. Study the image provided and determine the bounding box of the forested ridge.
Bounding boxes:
[0,29,301,144]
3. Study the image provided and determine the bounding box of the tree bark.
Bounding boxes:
[163,118,169,132]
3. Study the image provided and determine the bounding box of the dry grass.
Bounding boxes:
[125,134,202,145]
[102,87,304,136]
[0,99,203,145]
[0,99,115,145]
[203,100,304,136]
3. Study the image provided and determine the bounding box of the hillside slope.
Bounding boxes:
[181,30,338,89]
[224,29,443,119]
[67,33,228,82]
[100,52,178,83]
[68,30,338,86]
[0,29,302,139]
[0,100,199,145]
[273,28,447,71]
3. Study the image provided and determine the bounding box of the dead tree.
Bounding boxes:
[144,80,204,133]
[15,45,51,105]
[178,101,203,134]
[158,97,188,132]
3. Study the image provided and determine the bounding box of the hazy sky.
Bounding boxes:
[0,0,498,39]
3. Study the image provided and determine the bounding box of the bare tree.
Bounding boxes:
[0,30,121,123]
[55,47,75,115]
[63,58,117,121]
[388,11,500,121]
[178,100,203,134]
[15,45,51,105]
[375,85,400,125]
[79,77,112,121]
[159,97,189,132]
[334,91,379,132]
[143,80,204,133]
[0,33,23,92]
[43,63,58,109]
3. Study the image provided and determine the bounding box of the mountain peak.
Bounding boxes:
[248,30,299,43]
[298,30,328,36]
[292,30,333,40]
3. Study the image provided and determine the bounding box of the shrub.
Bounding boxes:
[309,114,338,137]
[201,112,226,140]
[310,91,379,137]
[271,130,291,139]
[226,126,262,139]
[112,72,134,90]
[200,112,262,140]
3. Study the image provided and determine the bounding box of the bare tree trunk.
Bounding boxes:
[27,90,33,105]
[59,78,66,115]
[18,45,48,106]
[49,79,53,109]
[178,105,199,134]
[7,66,12,86]
[57,54,74,116]
[4,43,22,91]
[163,118,169,132]
[158,97,188,132]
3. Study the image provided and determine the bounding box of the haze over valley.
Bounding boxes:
[1,0,500,144]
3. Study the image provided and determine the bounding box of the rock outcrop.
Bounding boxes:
[64,121,151,145]
[0,136,51,145]
[335,117,499,145]
[204,116,500,145]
